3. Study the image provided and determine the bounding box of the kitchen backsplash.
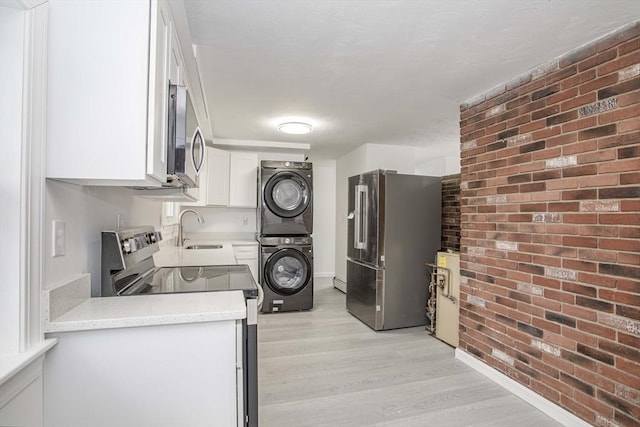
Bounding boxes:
[45,180,164,295]
[181,207,257,234]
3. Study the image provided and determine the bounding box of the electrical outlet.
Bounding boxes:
[52,220,65,257]
[242,217,248,226]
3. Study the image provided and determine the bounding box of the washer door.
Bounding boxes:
[264,172,310,218]
[264,248,310,295]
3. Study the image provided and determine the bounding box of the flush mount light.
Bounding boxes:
[278,122,313,135]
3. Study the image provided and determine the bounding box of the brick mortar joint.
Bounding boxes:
[460,20,640,110]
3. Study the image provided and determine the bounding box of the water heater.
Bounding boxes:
[433,251,460,347]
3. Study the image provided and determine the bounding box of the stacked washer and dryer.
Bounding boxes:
[259,161,314,313]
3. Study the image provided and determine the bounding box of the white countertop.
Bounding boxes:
[45,239,258,334]
[46,289,246,333]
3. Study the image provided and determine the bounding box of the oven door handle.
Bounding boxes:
[116,268,157,295]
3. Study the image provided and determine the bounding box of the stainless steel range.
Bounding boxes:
[100,226,258,427]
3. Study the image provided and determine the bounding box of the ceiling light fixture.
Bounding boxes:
[278,122,313,135]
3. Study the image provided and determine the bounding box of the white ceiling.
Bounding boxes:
[184,0,639,159]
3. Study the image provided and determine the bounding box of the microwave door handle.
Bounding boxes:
[191,127,205,175]
[198,131,206,174]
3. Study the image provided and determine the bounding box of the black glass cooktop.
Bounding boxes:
[121,265,257,297]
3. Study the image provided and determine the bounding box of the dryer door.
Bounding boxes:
[264,248,311,295]
[264,172,310,218]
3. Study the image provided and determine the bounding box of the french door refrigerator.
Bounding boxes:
[346,170,441,331]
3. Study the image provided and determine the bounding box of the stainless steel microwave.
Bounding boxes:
[167,84,205,188]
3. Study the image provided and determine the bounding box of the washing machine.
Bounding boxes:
[260,236,313,313]
[259,160,312,236]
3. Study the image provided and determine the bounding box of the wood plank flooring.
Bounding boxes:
[258,279,561,426]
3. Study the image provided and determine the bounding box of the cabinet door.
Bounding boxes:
[146,0,170,183]
[168,25,183,85]
[206,148,230,206]
[234,245,259,284]
[47,0,152,184]
[44,322,238,427]
[229,152,258,207]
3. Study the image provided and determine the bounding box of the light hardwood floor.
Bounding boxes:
[257,279,561,426]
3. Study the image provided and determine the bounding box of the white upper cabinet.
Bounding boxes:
[168,24,183,86]
[188,148,258,208]
[229,152,258,208]
[206,148,230,206]
[46,0,179,186]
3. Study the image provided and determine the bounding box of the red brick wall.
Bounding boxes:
[442,174,461,252]
[458,22,639,427]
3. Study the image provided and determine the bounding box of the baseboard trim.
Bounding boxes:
[455,349,590,427]
[314,272,334,279]
[332,276,346,293]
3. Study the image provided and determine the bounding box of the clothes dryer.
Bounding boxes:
[260,236,313,313]
[259,161,312,236]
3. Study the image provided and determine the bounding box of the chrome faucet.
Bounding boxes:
[177,209,204,246]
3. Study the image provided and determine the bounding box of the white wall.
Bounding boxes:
[256,151,305,163]
[334,145,368,283]
[365,144,419,173]
[309,159,336,278]
[414,142,461,176]
[45,181,163,295]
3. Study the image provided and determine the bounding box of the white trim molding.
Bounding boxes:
[19,0,47,352]
[455,349,590,427]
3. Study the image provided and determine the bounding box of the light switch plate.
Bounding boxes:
[52,220,65,257]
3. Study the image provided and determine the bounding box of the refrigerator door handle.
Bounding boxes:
[354,190,360,249]
[361,186,368,249]
[355,185,368,249]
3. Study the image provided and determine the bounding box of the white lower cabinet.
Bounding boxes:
[44,321,238,427]
[233,243,259,284]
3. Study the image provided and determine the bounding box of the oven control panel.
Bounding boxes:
[102,226,163,296]
[121,231,162,254]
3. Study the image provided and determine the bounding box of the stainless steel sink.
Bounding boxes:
[184,244,223,250]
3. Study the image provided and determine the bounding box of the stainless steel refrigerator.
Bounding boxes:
[346,170,442,330]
